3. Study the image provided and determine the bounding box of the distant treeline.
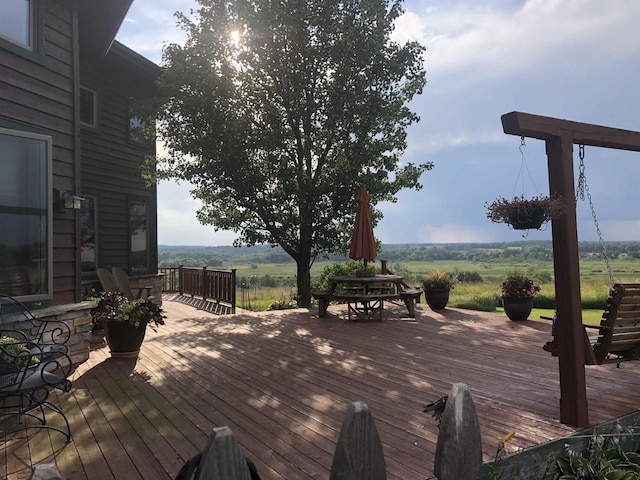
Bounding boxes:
[158,241,640,268]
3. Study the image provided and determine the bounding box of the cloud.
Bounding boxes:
[417,224,498,243]
[119,0,640,246]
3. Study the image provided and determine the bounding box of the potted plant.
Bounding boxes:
[94,291,166,358]
[422,270,457,310]
[87,289,124,344]
[500,273,540,321]
[485,195,566,230]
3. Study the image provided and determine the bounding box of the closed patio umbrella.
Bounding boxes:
[349,186,377,267]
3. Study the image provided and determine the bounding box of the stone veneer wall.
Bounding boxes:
[17,301,95,366]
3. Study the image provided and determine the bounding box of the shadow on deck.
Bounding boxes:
[2,299,639,479]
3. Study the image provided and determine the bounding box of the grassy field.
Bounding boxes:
[234,257,640,317]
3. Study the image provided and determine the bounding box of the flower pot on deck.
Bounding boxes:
[105,319,147,358]
[502,296,534,321]
[425,288,450,311]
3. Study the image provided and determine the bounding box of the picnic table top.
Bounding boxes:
[329,274,403,283]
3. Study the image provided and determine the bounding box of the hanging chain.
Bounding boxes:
[576,145,615,288]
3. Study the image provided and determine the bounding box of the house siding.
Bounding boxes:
[79,59,158,276]
[0,0,77,304]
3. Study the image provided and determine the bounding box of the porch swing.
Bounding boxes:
[543,145,640,365]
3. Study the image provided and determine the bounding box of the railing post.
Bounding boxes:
[231,269,237,314]
[330,401,386,480]
[178,264,184,295]
[196,426,254,479]
[380,260,388,274]
[434,383,482,480]
[202,266,208,301]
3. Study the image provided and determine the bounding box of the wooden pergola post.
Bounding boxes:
[501,112,640,427]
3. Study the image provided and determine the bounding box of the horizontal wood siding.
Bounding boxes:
[80,60,157,275]
[0,0,76,304]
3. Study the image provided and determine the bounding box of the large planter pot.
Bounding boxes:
[425,288,450,311]
[105,319,147,358]
[502,296,534,321]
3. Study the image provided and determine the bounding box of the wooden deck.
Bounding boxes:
[2,297,639,479]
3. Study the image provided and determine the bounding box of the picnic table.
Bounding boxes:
[313,274,422,321]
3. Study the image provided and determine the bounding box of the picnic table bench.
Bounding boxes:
[313,287,422,320]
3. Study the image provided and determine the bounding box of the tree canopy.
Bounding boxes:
[147,0,432,305]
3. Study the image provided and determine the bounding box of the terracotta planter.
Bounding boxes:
[105,319,147,358]
[425,288,450,311]
[502,296,534,321]
[508,207,545,230]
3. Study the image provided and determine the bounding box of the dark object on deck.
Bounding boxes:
[174,426,262,480]
[174,453,261,480]
[424,395,448,425]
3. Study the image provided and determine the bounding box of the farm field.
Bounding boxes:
[159,242,640,313]
[233,257,640,314]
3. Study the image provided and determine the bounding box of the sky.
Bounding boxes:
[116,0,640,246]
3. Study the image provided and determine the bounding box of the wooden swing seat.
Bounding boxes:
[544,283,640,365]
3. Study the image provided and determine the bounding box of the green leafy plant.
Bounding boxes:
[501,273,541,299]
[89,291,166,332]
[0,336,40,368]
[422,270,457,291]
[115,297,166,332]
[548,425,640,479]
[486,195,567,229]
[87,289,127,331]
[314,261,381,294]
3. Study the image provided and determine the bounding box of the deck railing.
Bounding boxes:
[159,265,236,314]
[181,384,484,479]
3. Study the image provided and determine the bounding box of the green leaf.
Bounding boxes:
[556,457,572,475]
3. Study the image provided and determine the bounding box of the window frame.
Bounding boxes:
[79,86,98,129]
[0,125,53,302]
[0,0,45,63]
[80,193,99,276]
[128,200,151,275]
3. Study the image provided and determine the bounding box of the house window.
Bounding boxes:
[80,195,97,272]
[0,127,52,301]
[130,202,150,274]
[0,0,34,49]
[128,115,145,143]
[128,99,153,146]
[80,86,97,127]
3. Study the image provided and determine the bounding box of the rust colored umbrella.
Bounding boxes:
[349,186,377,266]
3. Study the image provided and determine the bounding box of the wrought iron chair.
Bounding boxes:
[0,338,73,441]
[0,294,70,359]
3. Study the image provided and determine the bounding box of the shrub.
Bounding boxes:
[452,294,499,312]
[456,271,484,283]
[314,261,381,293]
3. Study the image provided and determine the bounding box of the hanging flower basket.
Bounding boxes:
[485,195,567,230]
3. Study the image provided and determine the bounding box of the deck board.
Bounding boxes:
[2,299,639,479]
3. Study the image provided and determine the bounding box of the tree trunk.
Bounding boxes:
[296,259,312,307]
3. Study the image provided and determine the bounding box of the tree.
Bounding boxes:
[147,0,432,306]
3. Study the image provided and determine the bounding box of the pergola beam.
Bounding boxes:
[500,111,640,428]
[502,111,640,151]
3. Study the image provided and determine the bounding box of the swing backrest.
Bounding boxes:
[589,283,640,365]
